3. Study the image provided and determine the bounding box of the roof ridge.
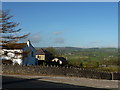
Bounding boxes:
[40,48,45,54]
[3,42,27,45]
[2,43,27,49]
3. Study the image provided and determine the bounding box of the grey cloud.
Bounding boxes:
[91,42,100,44]
[53,38,65,44]
[90,40,104,44]
[21,32,42,43]
[52,32,62,35]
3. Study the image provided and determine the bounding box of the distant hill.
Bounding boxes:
[35,47,118,55]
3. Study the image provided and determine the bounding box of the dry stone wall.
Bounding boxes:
[2,65,120,80]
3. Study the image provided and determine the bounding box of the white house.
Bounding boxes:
[1,40,37,65]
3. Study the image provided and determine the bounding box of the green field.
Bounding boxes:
[59,48,119,72]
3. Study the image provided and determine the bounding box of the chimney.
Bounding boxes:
[27,40,31,47]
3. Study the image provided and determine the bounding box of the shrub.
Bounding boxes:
[2,60,13,65]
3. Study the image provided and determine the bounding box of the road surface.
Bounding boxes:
[2,74,119,90]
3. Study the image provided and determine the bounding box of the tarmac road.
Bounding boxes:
[2,74,119,90]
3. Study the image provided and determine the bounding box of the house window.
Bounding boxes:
[39,56,41,59]
[4,51,8,56]
[37,55,39,58]
[31,51,34,57]
[37,55,41,59]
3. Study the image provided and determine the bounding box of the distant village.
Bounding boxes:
[1,40,68,66]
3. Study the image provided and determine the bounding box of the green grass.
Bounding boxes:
[60,48,119,72]
[62,53,119,72]
[96,66,120,72]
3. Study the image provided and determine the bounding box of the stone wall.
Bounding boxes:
[2,65,120,80]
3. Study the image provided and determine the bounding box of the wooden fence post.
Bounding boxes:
[111,72,114,80]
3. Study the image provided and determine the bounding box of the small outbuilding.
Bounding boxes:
[52,57,68,66]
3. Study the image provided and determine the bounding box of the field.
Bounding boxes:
[55,47,119,72]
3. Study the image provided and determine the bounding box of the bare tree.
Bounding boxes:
[0,10,30,45]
